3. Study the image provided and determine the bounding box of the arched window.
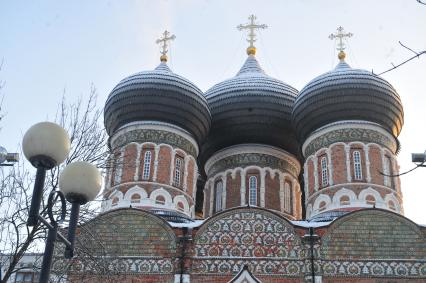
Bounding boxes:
[340,195,350,206]
[284,182,291,213]
[353,151,363,180]
[366,195,376,206]
[249,176,257,206]
[131,194,141,203]
[142,151,152,180]
[112,197,119,206]
[155,195,165,205]
[174,157,183,186]
[215,181,223,212]
[320,157,328,187]
[177,202,185,212]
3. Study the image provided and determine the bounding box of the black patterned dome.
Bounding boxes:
[292,60,404,142]
[201,55,300,161]
[104,62,211,145]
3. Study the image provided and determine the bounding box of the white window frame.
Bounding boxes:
[249,176,257,206]
[320,156,328,187]
[353,150,363,180]
[142,151,152,180]
[174,157,182,186]
[284,182,291,213]
[215,181,223,212]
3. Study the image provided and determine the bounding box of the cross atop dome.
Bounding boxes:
[156,30,176,62]
[237,15,268,56]
[329,26,353,61]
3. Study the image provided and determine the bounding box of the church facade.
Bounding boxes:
[57,21,426,283]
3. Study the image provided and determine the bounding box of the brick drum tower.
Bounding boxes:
[101,31,211,220]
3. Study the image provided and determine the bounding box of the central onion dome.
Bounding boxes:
[292,52,404,142]
[201,53,300,162]
[104,61,211,145]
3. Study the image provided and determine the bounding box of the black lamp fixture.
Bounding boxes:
[22,122,102,283]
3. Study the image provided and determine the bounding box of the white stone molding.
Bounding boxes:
[204,143,301,177]
[240,169,246,206]
[153,144,160,181]
[150,187,173,207]
[291,181,297,215]
[303,162,309,199]
[203,184,207,216]
[306,203,313,219]
[209,180,214,216]
[260,170,266,207]
[221,174,227,210]
[173,195,190,214]
[364,144,372,182]
[345,144,352,182]
[312,194,332,213]
[384,193,401,213]
[170,149,177,185]
[111,120,199,156]
[381,148,389,186]
[326,148,334,186]
[124,185,148,202]
[279,174,285,212]
[133,143,143,181]
[331,187,357,206]
[183,155,191,192]
[114,147,125,185]
[358,187,384,208]
[313,156,319,191]
[192,164,198,200]
[302,120,397,157]
[106,154,113,189]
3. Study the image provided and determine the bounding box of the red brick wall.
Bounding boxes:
[331,144,346,184]
[157,145,171,184]
[265,172,280,211]
[226,172,240,209]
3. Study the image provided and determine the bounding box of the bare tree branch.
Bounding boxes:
[373,42,426,76]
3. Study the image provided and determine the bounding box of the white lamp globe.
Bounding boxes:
[59,161,102,204]
[22,122,70,168]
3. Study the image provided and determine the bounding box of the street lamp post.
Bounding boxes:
[302,227,320,283]
[22,122,102,283]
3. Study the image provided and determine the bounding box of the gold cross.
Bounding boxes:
[156,30,176,62]
[329,26,353,60]
[237,15,268,55]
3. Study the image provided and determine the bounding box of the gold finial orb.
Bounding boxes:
[338,50,346,61]
[247,47,256,55]
[160,54,168,62]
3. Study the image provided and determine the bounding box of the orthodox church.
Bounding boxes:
[58,16,426,283]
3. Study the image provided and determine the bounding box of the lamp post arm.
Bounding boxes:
[27,168,47,226]
[37,215,71,247]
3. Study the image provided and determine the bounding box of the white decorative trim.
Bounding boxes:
[153,144,160,181]
[173,195,190,214]
[279,174,285,212]
[183,155,190,192]
[260,170,266,207]
[112,120,199,156]
[364,144,371,182]
[204,143,300,177]
[302,120,396,156]
[345,144,352,182]
[313,156,319,191]
[303,162,309,198]
[124,185,148,201]
[240,170,246,206]
[209,180,214,216]
[134,144,143,181]
[170,149,177,185]
[326,148,334,186]
[221,175,227,210]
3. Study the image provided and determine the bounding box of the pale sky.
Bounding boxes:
[1,0,425,223]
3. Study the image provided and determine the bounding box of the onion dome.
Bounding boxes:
[292,51,404,142]
[104,60,211,145]
[201,54,300,161]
